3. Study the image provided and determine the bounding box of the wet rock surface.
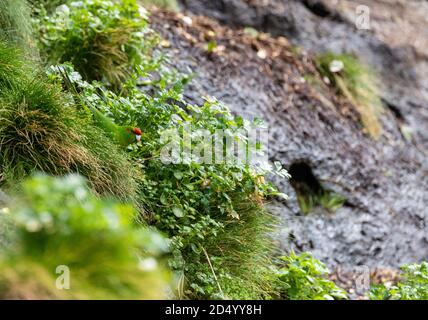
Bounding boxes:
[179,0,428,150]
[150,4,428,272]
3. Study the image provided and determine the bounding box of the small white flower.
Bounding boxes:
[329,60,344,73]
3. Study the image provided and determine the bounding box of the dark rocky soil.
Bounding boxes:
[179,0,428,150]
[150,0,428,289]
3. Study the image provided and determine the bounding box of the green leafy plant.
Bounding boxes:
[369,262,428,300]
[276,252,348,300]
[54,57,287,298]
[36,0,289,298]
[36,0,157,88]
[29,1,66,13]
[315,53,382,138]
[0,174,170,299]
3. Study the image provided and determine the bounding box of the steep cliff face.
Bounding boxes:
[150,2,428,270]
[179,0,428,150]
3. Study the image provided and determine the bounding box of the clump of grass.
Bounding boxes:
[0,0,33,49]
[289,162,345,214]
[0,174,170,299]
[0,43,27,88]
[297,190,346,215]
[315,53,383,138]
[171,195,278,300]
[202,202,278,299]
[139,0,179,11]
[0,41,138,202]
[37,0,157,89]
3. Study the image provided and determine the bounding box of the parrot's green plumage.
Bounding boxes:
[89,106,142,147]
[59,67,142,147]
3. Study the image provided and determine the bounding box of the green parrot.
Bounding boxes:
[58,67,142,147]
[89,106,142,147]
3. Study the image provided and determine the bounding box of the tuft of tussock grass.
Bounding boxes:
[0,0,35,53]
[316,53,383,138]
[139,0,179,11]
[0,41,138,202]
[189,198,279,299]
[79,27,138,86]
[296,190,346,214]
[0,0,31,43]
[0,43,27,88]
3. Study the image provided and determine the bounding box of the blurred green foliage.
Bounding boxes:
[0,174,170,299]
[369,262,428,300]
[276,252,348,300]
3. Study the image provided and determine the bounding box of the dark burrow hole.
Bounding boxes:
[380,98,413,141]
[301,0,344,22]
[289,161,346,214]
[289,162,323,195]
[381,98,405,122]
